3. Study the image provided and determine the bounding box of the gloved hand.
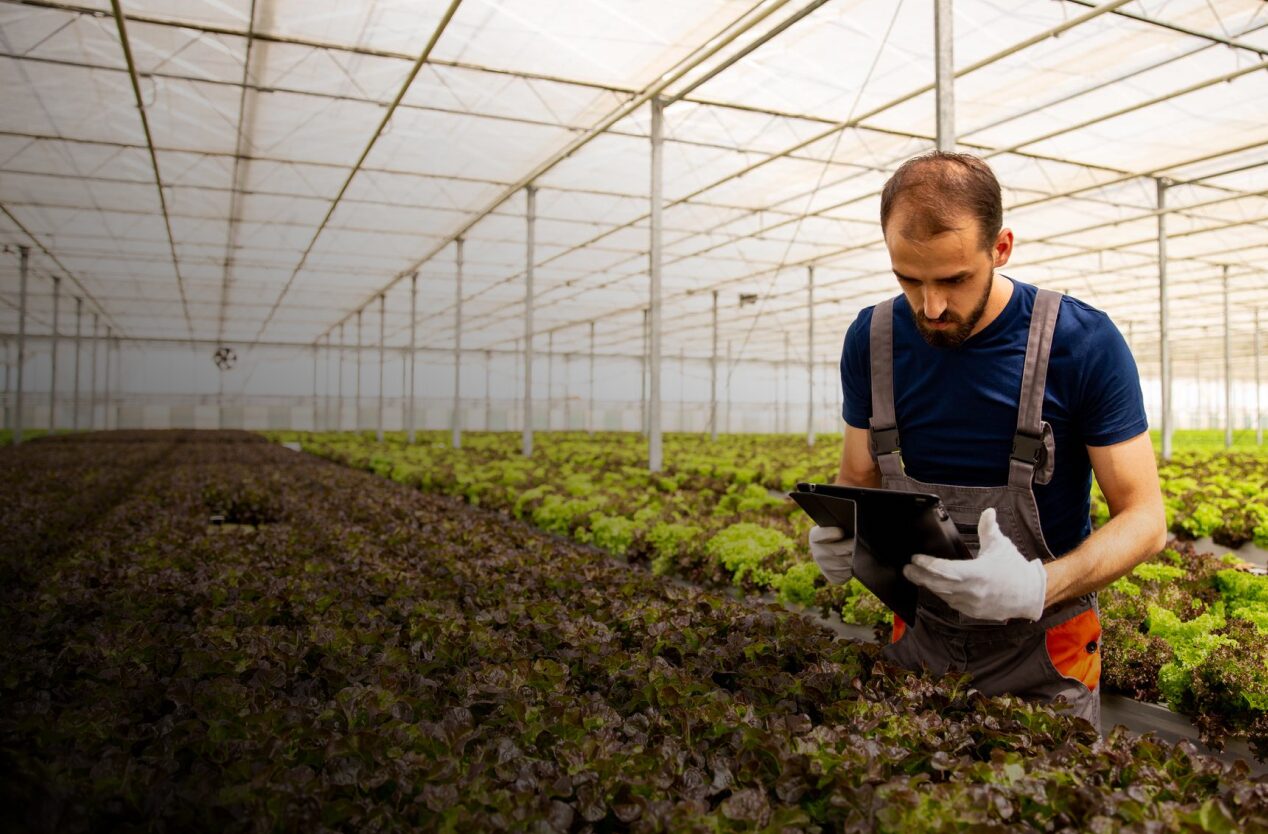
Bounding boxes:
[809,525,854,585]
[902,507,1047,622]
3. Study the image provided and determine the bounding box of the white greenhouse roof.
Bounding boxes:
[1,0,1267,375]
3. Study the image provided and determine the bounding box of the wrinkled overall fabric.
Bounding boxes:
[868,289,1102,729]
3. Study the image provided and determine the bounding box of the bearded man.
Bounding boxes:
[809,152,1167,727]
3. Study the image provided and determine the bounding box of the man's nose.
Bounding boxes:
[923,289,947,320]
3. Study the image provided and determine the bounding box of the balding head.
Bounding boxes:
[880,152,1003,251]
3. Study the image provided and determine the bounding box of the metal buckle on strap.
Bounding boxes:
[872,427,900,455]
[1011,431,1046,466]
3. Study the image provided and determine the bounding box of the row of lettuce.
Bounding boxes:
[10,430,1267,830]
[274,430,1268,754]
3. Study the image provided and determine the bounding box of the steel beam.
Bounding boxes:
[408,273,418,444]
[376,294,385,443]
[710,290,719,442]
[934,0,955,151]
[338,321,345,432]
[453,239,464,448]
[312,341,319,431]
[108,0,192,338]
[14,246,28,444]
[588,322,595,435]
[1224,265,1232,448]
[640,308,649,438]
[49,274,59,431]
[1257,307,1263,447]
[782,331,790,435]
[72,297,81,431]
[725,339,732,434]
[565,349,572,431]
[356,309,362,433]
[523,186,536,458]
[484,349,492,431]
[807,265,815,446]
[103,327,111,430]
[1158,179,1172,460]
[649,97,664,472]
[88,313,98,431]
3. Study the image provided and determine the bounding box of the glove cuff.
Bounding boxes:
[1022,558,1049,622]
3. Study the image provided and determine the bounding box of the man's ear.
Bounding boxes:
[993,227,1014,268]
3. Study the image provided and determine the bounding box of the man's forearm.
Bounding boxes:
[1043,501,1167,607]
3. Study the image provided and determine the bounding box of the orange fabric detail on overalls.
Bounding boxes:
[891,614,906,644]
[1045,607,1101,690]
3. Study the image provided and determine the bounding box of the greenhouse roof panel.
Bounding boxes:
[0,0,1264,366]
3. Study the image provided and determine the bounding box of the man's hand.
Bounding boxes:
[809,526,854,585]
[902,507,1047,622]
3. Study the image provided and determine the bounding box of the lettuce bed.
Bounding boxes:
[5,430,1268,831]
[289,432,1268,757]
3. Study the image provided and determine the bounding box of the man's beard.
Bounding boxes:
[912,271,993,348]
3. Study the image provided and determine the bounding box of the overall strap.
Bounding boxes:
[868,297,903,478]
[1009,288,1061,489]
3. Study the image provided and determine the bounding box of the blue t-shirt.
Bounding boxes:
[840,277,1148,558]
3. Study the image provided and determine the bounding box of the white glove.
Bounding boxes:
[809,525,854,585]
[902,507,1048,622]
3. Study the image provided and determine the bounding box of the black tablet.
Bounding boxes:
[790,483,973,624]
[791,483,971,562]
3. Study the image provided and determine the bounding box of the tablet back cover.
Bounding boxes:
[789,491,917,624]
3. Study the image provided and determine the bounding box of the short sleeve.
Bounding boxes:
[840,308,873,429]
[1076,312,1149,446]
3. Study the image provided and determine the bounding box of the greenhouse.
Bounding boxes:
[4,0,1268,830]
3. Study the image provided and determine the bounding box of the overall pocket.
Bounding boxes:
[1043,607,1101,691]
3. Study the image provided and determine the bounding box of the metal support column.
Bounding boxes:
[641,309,648,437]
[1158,179,1173,460]
[934,0,955,151]
[312,342,319,430]
[72,298,82,431]
[452,240,464,448]
[1194,354,1202,429]
[103,327,112,431]
[49,275,59,432]
[725,340,732,434]
[408,272,418,444]
[677,347,685,432]
[710,289,719,441]
[338,322,345,432]
[588,321,595,435]
[565,349,573,431]
[89,313,99,431]
[782,331,790,434]
[356,309,363,434]
[807,265,815,446]
[1256,307,1262,447]
[523,185,536,457]
[546,331,554,432]
[376,294,385,443]
[14,246,28,444]
[648,95,664,472]
[484,350,492,431]
[322,334,332,430]
[1224,266,1233,448]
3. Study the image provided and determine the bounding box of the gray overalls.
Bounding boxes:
[868,288,1102,729]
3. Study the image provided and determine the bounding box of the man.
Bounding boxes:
[809,152,1166,728]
